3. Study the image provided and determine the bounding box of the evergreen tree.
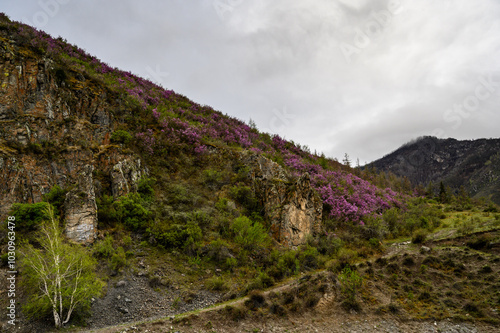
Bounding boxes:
[343,153,351,167]
[425,181,434,199]
[438,181,448,203]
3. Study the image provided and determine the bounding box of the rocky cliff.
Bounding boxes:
[0,31,321,246]
[0,35,147,243]
[369,136,500,204]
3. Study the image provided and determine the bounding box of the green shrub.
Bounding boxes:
[110,246,127,271]
[207,238,232,263]
[96,195,119,227]
[110,130,132,144]
[229,185,260,214]
[202,168,225,189]
[114,194,152,230]
[151,222,202,250]
[332,248,358,272]
[268,250,299,280]
[93,236,115,258]
[231,216,270,251]
[206,276,228,291]
[246,272,275,292]
[412,229,428,244]
[9,202,51,231]
[42,185,67,215]
[225,257,238,271]
[298,245,320,270]
[338,266,363,310]
[137,176,156,199]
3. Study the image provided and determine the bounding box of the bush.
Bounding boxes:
[412,229,428,244]
[113,194,152,230]
[297,245,320,270]
[93,235,115,258]
[206,276,228,291]
[229,185,260,214]
[268,250,299,280]
[150,221,202,250]
[42,185,67,216]
[338,266,363,310]
[231,216,270,251]
[137,176,156,199]
[9,202,51,231]
[201,168,225,190]
[110,130,132,144]
[110,246,127,271]
[246,272,275,292]
[244,290,267,310]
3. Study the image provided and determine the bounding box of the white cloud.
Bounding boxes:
[3,0,500,163]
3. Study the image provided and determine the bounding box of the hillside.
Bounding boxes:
[369,136,500,204]
[0,13,499,333]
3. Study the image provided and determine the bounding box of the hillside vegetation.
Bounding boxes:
[0,13,499,332]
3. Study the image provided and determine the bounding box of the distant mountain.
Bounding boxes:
[369,136,500,204]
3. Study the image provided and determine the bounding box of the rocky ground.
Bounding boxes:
[3,229,499,333]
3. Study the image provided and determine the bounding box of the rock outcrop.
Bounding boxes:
[64,165,97,244]
[0,36,146,243]
[240,152,322,247]
[111,158,145,198]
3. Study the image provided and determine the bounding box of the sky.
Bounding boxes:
[2,0,500,164]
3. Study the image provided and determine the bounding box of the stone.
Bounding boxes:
[240,151,322,247]
[420,246,431,253]
[64,165,97,244]
[116,280,127,288]
[111,158,144,198]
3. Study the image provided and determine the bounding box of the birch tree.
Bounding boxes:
[19,205,103,328]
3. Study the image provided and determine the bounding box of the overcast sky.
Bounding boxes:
[2,0,500,164]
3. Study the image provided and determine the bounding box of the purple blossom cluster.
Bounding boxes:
[282,152,403,222]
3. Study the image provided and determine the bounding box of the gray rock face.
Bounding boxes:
[240,152,322,247]
[111,158,144,198]
[64,165,97,244]
[281,173,322,246]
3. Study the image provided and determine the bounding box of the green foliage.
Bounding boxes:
[137,176,156,199]
[206,276,228,291]
[338,266,363,310]
[150,221,202,250]
[165,183,198,209]
[110,246,128,271]
[19,206,103,327]
[201,168,225,190]
[267,249,299,280]
[42,185,67,216]
[114,193,152,230]
[297,245,320,270]
[93,235,115,258]
[231,216,270,251]
[246,272,275,292]
[110,130,132,144]
[9,202,51,231]
[96,195,117,227]
[412,229,428,244]
[206,238,232,263]
[229,185,260,214]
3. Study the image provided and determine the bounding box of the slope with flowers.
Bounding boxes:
[0,13,428,331]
